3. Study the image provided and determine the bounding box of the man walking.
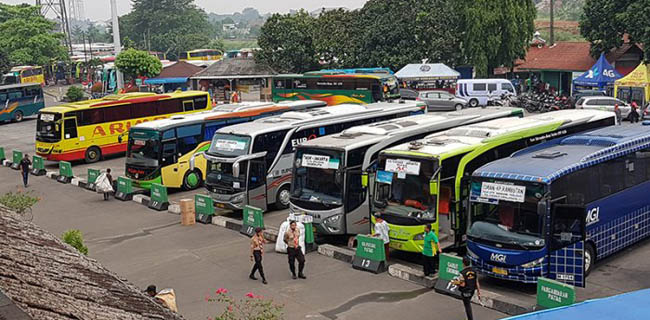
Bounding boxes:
[422,224,442,276]
[630,102,640,123]
[284,221,306,279]
[373,213,390,261]
[614,104,622,125]
[249,227,268,284]
[452,256,482,320]
[19,154,31,187]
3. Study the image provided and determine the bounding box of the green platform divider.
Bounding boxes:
[30,155,46,176]
[240,205,264,236]
[56,161,73,183]
[115,176,133,201]
[195,194,214,224]
[433,253,464,298]
[537,277,576,309]
[0,147,5,162]
[148,183,169,211]
[10,150,22,170]
[352,234,386,274]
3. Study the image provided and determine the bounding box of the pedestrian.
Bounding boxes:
[372,213,391,261]
[452,256,482,320]
[18,154,31,187]
[96,168,114,200]
[284,221,306,279]
[629,102,640,123]
[614,104,622,125]
[422,224,442,277]
[249,227,268,284]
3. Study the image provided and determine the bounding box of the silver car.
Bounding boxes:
[417,90,467,111]
[575,96,632,118]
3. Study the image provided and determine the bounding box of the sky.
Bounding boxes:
[1,0,369,21]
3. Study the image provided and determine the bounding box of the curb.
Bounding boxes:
[211,215,279,242]
[317,244,355,264]
[388,263,436,288]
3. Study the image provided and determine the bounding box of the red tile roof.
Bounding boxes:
[515,42,595,72]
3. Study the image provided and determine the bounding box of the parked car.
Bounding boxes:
[415,90,467,111]
[399,88,419,100]
[456,79,517,107]
[572,89,606,102]
[575,96,632,118]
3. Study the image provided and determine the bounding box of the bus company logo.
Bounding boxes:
[490,253,507,263]
[586,207,600,226]
[291,134,319,148]
[92,116,167,137]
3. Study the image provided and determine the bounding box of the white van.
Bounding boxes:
[456,79,517,107]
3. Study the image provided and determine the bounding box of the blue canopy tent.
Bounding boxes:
[573,53,622,92]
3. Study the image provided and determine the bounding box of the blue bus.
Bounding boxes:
[466,124,650,287]
[0,83,44,122]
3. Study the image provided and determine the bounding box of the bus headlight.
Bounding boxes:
[232,194,244,203]
[521,258,544,268]
[413,232,425,241]
[324,214,341,225]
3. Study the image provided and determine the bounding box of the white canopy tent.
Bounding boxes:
[395,63,460,81]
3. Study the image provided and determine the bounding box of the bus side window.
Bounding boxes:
[193,95,208,110]
[183,100,194,112]
[64,118,78,139]
[346,171,365,211]
[204,123,223,141]
[176,124,202,154]
[158,99,183,115]
[253,130,289,168]
[8,91,22,100]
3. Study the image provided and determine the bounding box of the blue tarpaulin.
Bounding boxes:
[144,77,188,85]
[573,53,622,90]
[503,289,650,320]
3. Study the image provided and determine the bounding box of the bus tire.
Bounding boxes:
[469,99,479,108]
[585,242,596,276]
[85,146,101,164]
[13,111,23,122]
[182,169,203,191]
[274,185,291,210]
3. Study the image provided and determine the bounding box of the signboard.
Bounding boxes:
[240,205,264,236]
[148,183,169,211]
[385,158,420,176]
[301,154,339,169]
[57,161,73,183]
[480,182,526,203]
[215,139,246,152]
[376,170,393,184]
[537,277,576,309]
[10,150,22,170]
[352,235,386,274]
[30,155,46,176]
[115,177,133,201]
[195,194,214,224]
[85,169,100,190]
[434,253,464,298]
[0,147,5,162]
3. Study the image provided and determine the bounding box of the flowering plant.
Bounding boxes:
[206,288,284,320]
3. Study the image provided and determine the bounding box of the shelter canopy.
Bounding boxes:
[395,63,460,81]
[573,53,622,89]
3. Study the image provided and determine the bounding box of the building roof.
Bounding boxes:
[0,206,183,320]
[190,57,277,80]
[473,124,650,184]
[158,61,204,79]
[515,42,595,72]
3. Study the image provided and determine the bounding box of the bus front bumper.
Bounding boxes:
[210,191,246,210]
[35,143,81,161]
[467,243,546,283]
[291,204,345,235]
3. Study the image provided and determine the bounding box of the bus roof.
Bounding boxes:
[216,101,425,137]
[381,109,614,159]
[274,73,390,80]
[39,90,207,114]
[473,124,650,184]
[297,107,523,152]
[132,100,327,131]
[0,83,42,90]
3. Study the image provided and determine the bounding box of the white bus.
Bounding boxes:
[456,79,517,107]
[201,101,426,211]
[289,107,524,236]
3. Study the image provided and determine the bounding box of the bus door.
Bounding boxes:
[247,159,267,211]
[547,204,586,287]
[63,117,79,145]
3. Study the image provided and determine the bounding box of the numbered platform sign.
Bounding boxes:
[85,168,101,190]
[57,161,73,183]
[240,205,264,236]
[0,147,6,162]
[148,183,169,211]
[537,277,575,309]
[30,155,46,176]
[115,177,133,201]
[434,253,464,298]
[10,150,22,170]
[195,194,214,224]
[352,235,386,274]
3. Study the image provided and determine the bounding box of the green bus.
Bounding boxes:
[368,110,615,253]
[272,72,400,106]
[0,83,44,122]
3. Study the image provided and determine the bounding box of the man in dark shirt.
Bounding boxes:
[19,154,31,187]
[453,256,481,320]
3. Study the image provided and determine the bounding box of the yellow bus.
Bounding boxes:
[3,66,45,86]
[179,49,223,61]
[35,91,211,163]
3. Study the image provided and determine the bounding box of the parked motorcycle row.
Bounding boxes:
[489,92,575,113]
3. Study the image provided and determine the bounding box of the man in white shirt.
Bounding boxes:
[373,213,391,261]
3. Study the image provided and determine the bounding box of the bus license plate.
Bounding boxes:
[492,267,508,276]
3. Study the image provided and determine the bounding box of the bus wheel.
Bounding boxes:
[469,99,479,108]
[13,111,23,122]
[274,186,291,210]
[585,243,596,276]
[182,170,203,190]
[85,147,101,163]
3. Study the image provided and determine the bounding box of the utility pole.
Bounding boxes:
[36,0,73,55]
[110,0,124,90]
[549,0,555,46]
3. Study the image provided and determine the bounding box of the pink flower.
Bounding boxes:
[215,288,228,295]
[245,292,255,298]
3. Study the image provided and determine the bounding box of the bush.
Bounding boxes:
[90,82,103,93]
[207,288,284,320]
[0,190,39,214]
[65,86,85,102]
[62,229,89,255]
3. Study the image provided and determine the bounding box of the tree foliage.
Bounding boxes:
[115,48,162,79]
[256,11,318,73]
[65,86,85,102]
[62,229,88,255]
[580,0,632,58]
[0,4,68,73]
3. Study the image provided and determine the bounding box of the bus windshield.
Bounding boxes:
[291,148,344,207]
[467,180,546,248]
[36,112,61,142]
[208,133,251,157]
[126,129,161,167]
[374,157,436,223]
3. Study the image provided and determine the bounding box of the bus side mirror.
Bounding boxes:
[361,172,368,188]
[118,135,122,144]
[233,162,240,177]
[335,170,343,185]
[538,201,547,215]
[429,181,438,196]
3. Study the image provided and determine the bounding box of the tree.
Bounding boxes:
[256,11,318,73]
[115,48,162,81]
[620,0,650,62]
[65,86,85,102]
[580,0,632,58]
[312,8,363,68]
